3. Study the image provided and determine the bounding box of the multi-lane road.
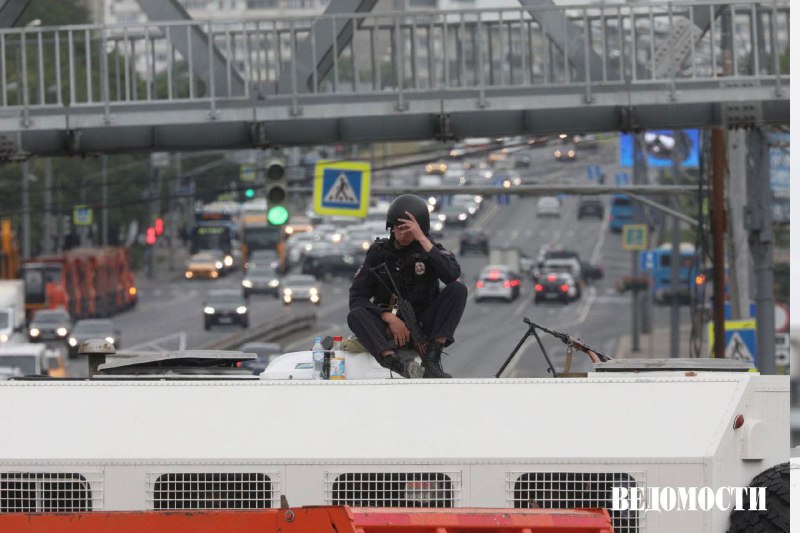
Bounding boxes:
[58,139,684,378]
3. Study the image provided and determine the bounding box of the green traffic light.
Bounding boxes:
[245,188,255,198]
[267,205,289,225]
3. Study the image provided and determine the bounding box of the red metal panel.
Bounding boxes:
[0,507,613,533]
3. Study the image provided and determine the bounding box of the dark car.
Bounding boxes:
[242,265,281,297]
[245,249,278,271]
[534,272,577,304]
[239,342,282,375]
[436,205,470,227]
[301,252,358,280]
[28,308,72,343]
[459,229,489,255]
[578,196,605,219]
[67,319,120,358]
[513,155,532,168]
[204,290,249,330]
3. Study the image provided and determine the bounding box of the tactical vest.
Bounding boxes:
[370,238,440,314]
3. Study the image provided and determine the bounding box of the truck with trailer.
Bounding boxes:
[0,280,25,344]
[0,329,789,532]
[20,247,137,319]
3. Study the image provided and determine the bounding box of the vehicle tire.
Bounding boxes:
[459,248,465,256]
[204,320,211,331]
[241,319,249,329]
[482,247,489,255]
[474,296,482,303]
[243,290,250,299]
[727,462,789,533]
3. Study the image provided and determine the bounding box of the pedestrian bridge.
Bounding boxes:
[0,0,789,157]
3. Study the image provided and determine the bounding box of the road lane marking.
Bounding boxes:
[590,213,609,264]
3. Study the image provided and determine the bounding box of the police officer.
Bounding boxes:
[347,194,467,378]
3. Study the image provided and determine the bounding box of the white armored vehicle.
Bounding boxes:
[0,330,789,533]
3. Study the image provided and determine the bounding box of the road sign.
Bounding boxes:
[622,224,647,251]
[586,164,602,181]
[639,250,656,270]
[708,319,757,364]
[774,302,789,333]
[492,178,510,205]
[239,163,256,182]
[73,206,93,226]
[314,161,370,217]
[615,172,629,186]
[775,333,789,367]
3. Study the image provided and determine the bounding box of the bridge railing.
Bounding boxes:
[0,0,789,112]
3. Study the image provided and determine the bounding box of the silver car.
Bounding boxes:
[281,275,321,306]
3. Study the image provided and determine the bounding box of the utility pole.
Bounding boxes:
[669,144,686,358]
[726,130,751,319]
[21,160,30,259]
[710,129,726,359]
[669,196,681,358]
[630,133,647,353]
[42,158,53,255]
[746,128,775,374]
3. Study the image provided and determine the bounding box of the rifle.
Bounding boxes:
[495,317,609,378]
[370,263,428,356]
[526,318,610,363]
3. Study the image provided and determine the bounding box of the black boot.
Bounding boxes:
[423,343,452,379]
[378,353,423,379]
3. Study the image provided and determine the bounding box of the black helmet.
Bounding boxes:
[386,194,430,235]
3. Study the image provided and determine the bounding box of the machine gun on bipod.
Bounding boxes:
[496,317,610,378]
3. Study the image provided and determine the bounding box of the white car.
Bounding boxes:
[473,265,521,303]
[536,196,561,217]
[281,275,321,305]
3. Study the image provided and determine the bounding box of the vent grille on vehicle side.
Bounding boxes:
[326,472,460,508]
[0,472,101,513]
[509,471,643,533]
[148,472,274,510]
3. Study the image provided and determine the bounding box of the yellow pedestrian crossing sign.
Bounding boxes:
[314,161,370,217]
[622,224,648,250]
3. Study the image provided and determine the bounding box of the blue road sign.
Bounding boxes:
[639,250,656,271]
[493,178,510,205]
[615,172,629,186]
[586,164,602,181]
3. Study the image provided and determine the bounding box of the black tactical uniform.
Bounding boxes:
[347,237,467,377]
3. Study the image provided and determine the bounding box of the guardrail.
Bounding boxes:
[0,1,788,112]
[198,310,317,351]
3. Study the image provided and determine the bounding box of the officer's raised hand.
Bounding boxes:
[397,211,433,252]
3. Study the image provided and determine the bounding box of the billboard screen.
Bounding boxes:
[619,129,700,168]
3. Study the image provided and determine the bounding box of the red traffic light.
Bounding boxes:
[146,227,156,245]
[155,217,164,236]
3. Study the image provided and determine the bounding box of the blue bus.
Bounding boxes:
[608,195,633,233]
[641,244,699,304]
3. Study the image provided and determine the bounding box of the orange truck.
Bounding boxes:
[20,247,137,319]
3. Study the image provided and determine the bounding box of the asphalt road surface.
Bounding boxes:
[55,140,687,378]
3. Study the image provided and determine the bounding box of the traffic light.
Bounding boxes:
[245,188,255,199]
[145,227,156,245]
[154,217,164,236]
[265,158,288,226]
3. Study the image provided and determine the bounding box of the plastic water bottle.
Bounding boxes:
[330,336,345,380]
[312,336,325,380]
